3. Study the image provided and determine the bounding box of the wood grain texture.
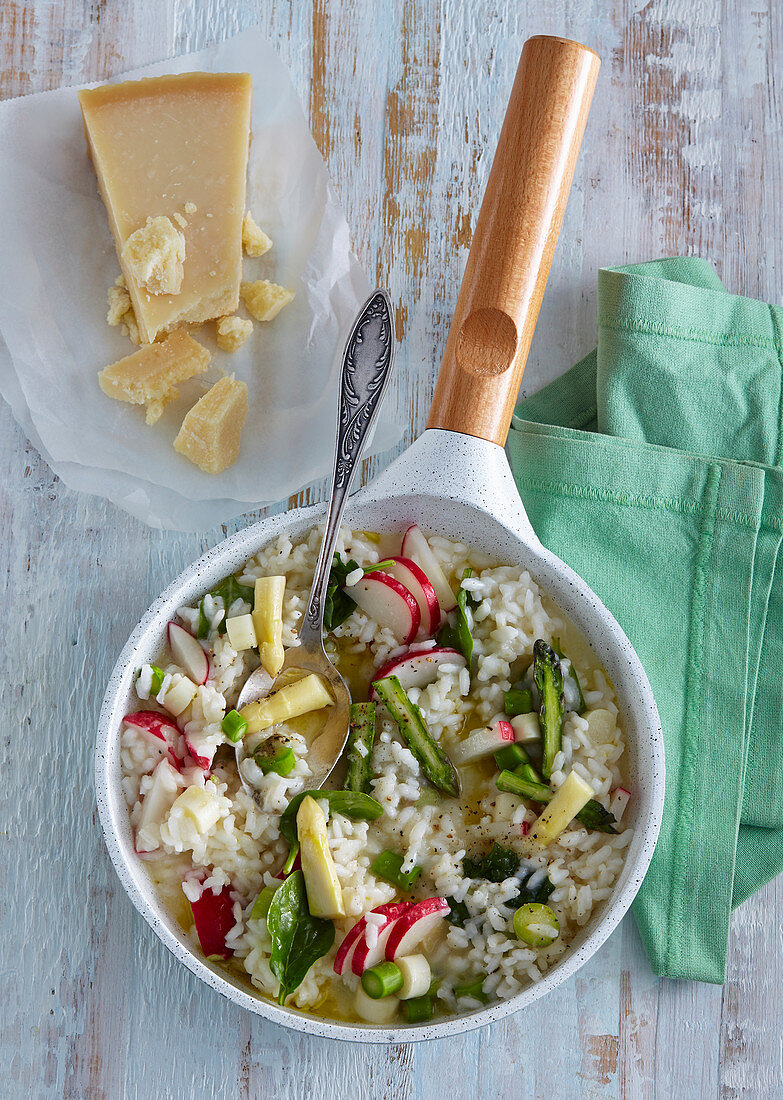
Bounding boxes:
[428,35,599,444]
[2,1,783,1097]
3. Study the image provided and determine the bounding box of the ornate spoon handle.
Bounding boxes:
[298,291,395,649]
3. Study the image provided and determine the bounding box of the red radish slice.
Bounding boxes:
[385,556,441,635]
[400,525,457,612]
[609,787,630,821]
[451,720,516,764]
[123,710,185,766]
[189,884,235,959]
[184,732,216,772]
[384,897,450,960]
[351,903,414,975]
[333,902,412,976]
[348,572,420,644]
[168,621,209,685]
[369,647,466,699]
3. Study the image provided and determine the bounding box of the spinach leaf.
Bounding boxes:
[436,568,474,665]
[445,897,470,928]
[508,874,556,910]
[280,789,384,873]
[267,871,335,1004]
[324,554,360,632]
[576,799,618,834]
[462,843,520,883]
[198,574,255,639]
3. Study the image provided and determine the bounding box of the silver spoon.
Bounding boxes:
[235,290,395,801]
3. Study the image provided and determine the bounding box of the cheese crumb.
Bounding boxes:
[98,330,210,424]
[174,375,248,474]
[240,280,295,322]
[173,211,188,229]
[106,275,141,345]
[184,202,197,215]
[216,315,253,352]
[121,215,186,295]
[242,212,273,257]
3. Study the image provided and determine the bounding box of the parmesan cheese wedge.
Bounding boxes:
[79,72,252,343]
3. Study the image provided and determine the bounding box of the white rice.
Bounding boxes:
[120,527,632,1017]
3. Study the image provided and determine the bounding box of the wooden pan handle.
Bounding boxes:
[427,36,600,444]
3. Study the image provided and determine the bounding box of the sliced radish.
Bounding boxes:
[168,621,209,685]
[400,524,457,612]
[184,731,217,772]
[384,897,450,960]
[369,647,466,699]
[511,712,541,743]
[348,572,420,644]
[609,787,630,821]
[189,884,235,959]
[385,556,441,635]
[123,710,185,767]
[451,719,516,765]
[333,901,412,976]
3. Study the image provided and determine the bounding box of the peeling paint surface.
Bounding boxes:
[2,1,782,1096]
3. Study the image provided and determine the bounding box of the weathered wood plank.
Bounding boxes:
[2,0,783,1097]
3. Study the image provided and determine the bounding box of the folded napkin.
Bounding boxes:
[507,257,783,983]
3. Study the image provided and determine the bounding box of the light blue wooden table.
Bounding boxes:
[2,1,781,1096]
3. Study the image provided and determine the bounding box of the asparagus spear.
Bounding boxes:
[344,702,377,794]
[496,769,618,834]
[533,640,564,780]
[372,675,461,797]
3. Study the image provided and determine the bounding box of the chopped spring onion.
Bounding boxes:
[221,709,248,744]
[504,687,533,716]
[255,744,296,776]
[361,961,404,999]
[453,977,488,1004]
[397,954,431,999]
[371,850,423,892]
[404,993,434,1023]
[513,903,560,946]
[493,743,530,772]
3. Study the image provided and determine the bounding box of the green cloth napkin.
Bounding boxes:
[507,257,783,983]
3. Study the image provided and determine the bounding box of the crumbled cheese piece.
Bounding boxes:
[106,275,141,345]
[242,211,273,257]
[173,211,188,229]
[184,202,197,214]
[215,314,253,352]
[240,279,295,322]
[121,215,186,295]
[98,330,211,423]
[173,375,248,474]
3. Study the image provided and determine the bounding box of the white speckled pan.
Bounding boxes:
[95,37,664,1042]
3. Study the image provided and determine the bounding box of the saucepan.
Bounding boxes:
[96,35,664,1042]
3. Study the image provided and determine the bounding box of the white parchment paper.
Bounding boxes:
[0,29,402,530]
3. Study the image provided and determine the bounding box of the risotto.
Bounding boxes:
[120,525,632,1024]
